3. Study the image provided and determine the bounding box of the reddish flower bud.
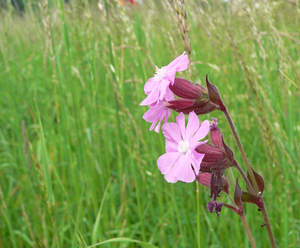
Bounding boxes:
[196,118,235,172]
[169,78,205,99]
[196,172,211,188]
[206,75,225,111]
[165,99,195,113]
[210,123,224,149]
[196,143,231,172]
[166,98,218,115]
[166,77,219,116]
[194,101,218,115]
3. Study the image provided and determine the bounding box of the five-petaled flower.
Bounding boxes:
[140,52,189,132]
[157,111,210,183]
[140,52,189,106]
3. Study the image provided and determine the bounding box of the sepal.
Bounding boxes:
[233,178,243,215]
[242,191,263,208]
[247,168,265,195]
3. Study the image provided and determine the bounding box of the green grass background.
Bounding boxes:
[0,0,299,247]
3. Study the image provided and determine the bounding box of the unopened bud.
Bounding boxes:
[170,78,204,99]
[206,75,225,111]
[196,143,231,172]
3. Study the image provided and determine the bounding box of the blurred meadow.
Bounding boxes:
[0,0,300,247]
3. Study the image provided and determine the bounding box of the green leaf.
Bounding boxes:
[87,237,159,248]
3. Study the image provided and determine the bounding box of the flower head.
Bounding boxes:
[143,94,174,133]
[140,52,189,106]
[157,112,210,183]
[207,201,223,217]
[142,89,174,133]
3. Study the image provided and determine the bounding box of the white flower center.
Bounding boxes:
[154,66,166,82]
[178,141,190,153]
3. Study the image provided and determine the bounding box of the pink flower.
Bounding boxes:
[140,52,189,106]
[157,112,210,183]
[143,91,174,133]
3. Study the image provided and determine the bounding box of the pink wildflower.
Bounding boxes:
[140,52,189,106]
[143,91,174,133]
[157,112,210,183]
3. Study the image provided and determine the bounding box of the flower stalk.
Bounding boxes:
[239,213,257,248]
[140,53,277,247]
[222,106,277,247]
[222,107,259,194]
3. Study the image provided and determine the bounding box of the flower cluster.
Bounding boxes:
[140,52,189,133]
[140,52,257,218]
[140,52,273,247]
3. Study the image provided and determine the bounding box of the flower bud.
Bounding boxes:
[205,75,225,111]
[165,99,195,113]
[166,97,219,115]
[196,118,235,172]
[169,78,205,99]
[196,144,231,172]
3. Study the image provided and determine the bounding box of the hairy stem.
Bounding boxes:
[239,213,257,248]
[222,106,276,247]
[222,107,259,193]
[233,161,255,195]
[260,200,277,248]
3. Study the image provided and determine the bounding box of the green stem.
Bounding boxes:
[239,213,257,248]
[196,183,201,248]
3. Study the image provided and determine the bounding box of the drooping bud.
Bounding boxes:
[206,75,225,111]
[210,171,224,201]
[196,172,230,195]
[209,121,224,149]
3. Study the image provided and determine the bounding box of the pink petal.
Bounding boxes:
[166,52,189,74]
[164,170,178,183]
[157,152,181,174]
[153,121,162,133]
[143,100,171,133]
[186,111,200,141]
[190,150,205,173]
[158,79,171,101]
[172,154,196,183]
[176,112,186,140]
[162,123,182,144]
[144,77,157,95]
[190,120,210,144]
[165,138,179,152]
[164,89,175,101]
[140,87,160,106]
